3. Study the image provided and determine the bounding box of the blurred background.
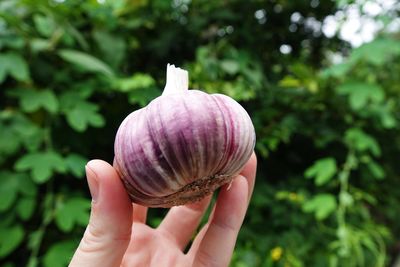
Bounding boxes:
[1,0,400,266]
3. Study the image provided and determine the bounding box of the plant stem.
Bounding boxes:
[27,123,55,267]
[336,150,356,256]
[27,187,55,267]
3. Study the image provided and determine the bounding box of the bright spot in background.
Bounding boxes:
[291,12,303,23]
[226,25,234,34]
[310,0,319,8]
[321,0,400,47]
[254,9,267,24]
[280,44,292,54]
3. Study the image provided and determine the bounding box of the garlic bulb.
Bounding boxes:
[114,64,255,208]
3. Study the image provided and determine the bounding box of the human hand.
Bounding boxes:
[69,153,257,267]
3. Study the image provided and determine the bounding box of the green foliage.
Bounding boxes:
[0,52,30,82]
[15,151,67,183]
[10,89,59,114]
[42,241,76,267]
[336,82,385,110]
[0,226,25,258]
[303,193,337,220]
[55,197,90,232]
[59,49,115,77]
[0,0,399,266]
[305,158,337,186]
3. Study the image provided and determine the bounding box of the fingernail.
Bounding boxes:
[86,163,99,203]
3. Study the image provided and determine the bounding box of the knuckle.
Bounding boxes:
[194,249,221,267]
[213,218,237,234]
[78,224,131,254]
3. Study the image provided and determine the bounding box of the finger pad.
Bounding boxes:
[214,176,248,227]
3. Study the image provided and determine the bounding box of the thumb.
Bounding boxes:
[69,160,133,267]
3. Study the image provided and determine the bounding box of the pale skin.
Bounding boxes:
[69,152,257,267]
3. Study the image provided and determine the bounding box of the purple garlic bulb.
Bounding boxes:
[114,64,255,207]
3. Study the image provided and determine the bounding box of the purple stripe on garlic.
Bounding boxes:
[114,64,256,207]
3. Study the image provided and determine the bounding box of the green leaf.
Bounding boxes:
[16,196,36,220]
[65,101,105,132]
[0,34,25,50]
[0,113,43,153]
[128,87,161,106]
[305,158,337,186]
[0,61,7,82]
[377,105,397,129]
[12,89,59,113]
[14,125,42,151]
[59,92,105,131]
[0,129,20,154]
[55,197,90,232]
[30,38,51,53]
[0,225,24,258]
[336,82,385,110]
[17,174,38,197]
[9,55,30,81]
[0,172,36,212]
[33,14,56,37]
[65,153,87,178]
[0,53,30,82]
[19,91,41,112]
[59,49,114,77]
[0,171,19,211]
[303,194,337,220]
[15,151,66,183]
[0,119,21,155]
[345,128,381,156]
[290,63,314,79]
[320,62,352,78]
[220,59,240,75]
[40,91,59,113]
[59,91,85,109]
[93,30,126,69]
[339,191,354,207]
[367,161,385,180]
[114,73,155,93]
[350,38,400,66]
[0,171,34,211]
[43,241,77,267]
[278,76,302,88]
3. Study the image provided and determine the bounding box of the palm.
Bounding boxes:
[122,219,190,266]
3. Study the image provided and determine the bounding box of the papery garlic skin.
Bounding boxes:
[114,65,255,207]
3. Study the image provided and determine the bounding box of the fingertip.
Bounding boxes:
[86,159,130,202]
[85,159,132,229]
[86,159,119,179]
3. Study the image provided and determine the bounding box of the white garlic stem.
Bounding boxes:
[162,63,189,96]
